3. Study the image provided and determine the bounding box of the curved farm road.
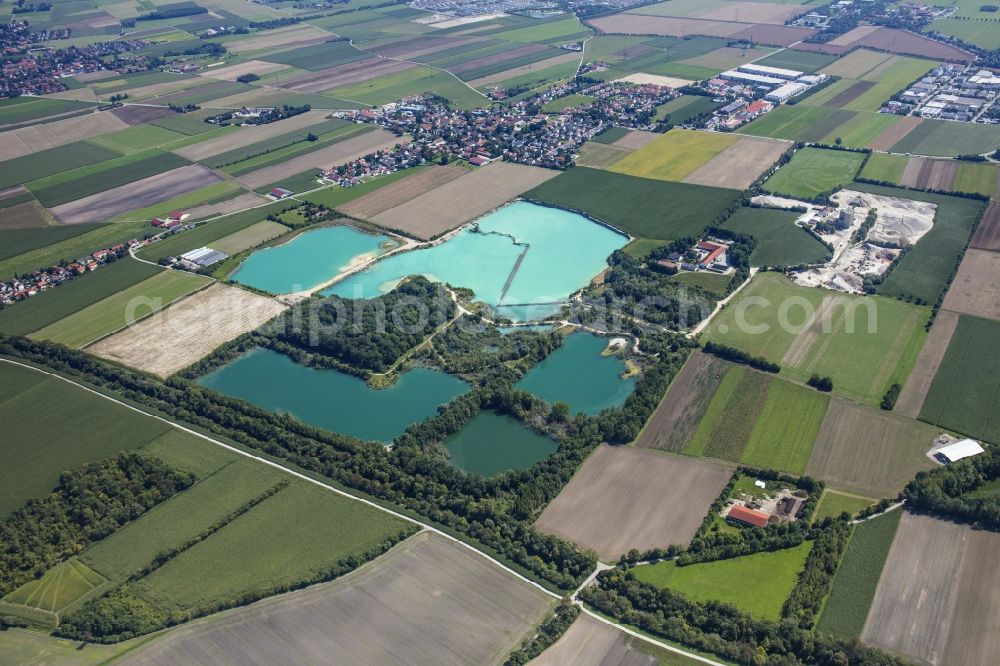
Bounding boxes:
[0,358,722,666]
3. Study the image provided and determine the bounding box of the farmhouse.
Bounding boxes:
[269,187,294,199]
[727,504,770,528]
[935,438,985,464]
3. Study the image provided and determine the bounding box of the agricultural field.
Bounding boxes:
[920,314,1000,443]
[631,542,813,621]
[533,613,701,666]
[804,55,935,113]
[0,142,122,190]
[0,258,162,336]
[28,270,212,349]
[210,220,290,256]
[894,310,960,419]
[862,512,1000,665]
[813,490,874,522]
[738,105,853,143]
[762,147,867,199]
[702,273,929,406]
[0,361,173,516]
[535,445,732,560]
[683,365,772,462]
[888,118,1000,157]
[137,201,290,261]
[608,129,737,183]
[368,161,558,240]
[806,397,938,497]
[940,248,1000,321]
[682,135,789,190]
[852,183,986,304]
[118,532,554,666]
[718,206,830,267]
[0,222,102,263]
[525,167,741,240]
[336,165,466,219]
[634,351,729,453]
[3,558,106,616]
[971,200,1000,250]
[858,152,908,184]
[816,509,901,639]
[669,270,732,297]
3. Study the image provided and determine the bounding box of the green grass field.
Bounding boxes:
[28,150,190,208]
[719,207,830,267]
[327,65,488,110]
[926,17,1000,50]
[669,270,732,297]
[822,112,899,148]
[3,559,106,613]
[762,148,867,199]
[953,161,998,197]
[0,258,162,336]
[859,152,908,184]
[701,273,929,406]
[920,314,1000,444]
[0,361,173,516]
[755,49,837,73]
[0,142,122,190]
[28,270,211,348]
[85,124,188,155]
[492,15,586,43]
[591,126,631,144]
[0,97,96,125]
[738,106,853,143]
[741,379,829,475]
[889,118,1000,157]
[129,480,411,612]
[0,223,106,262]
[685,366,771,461]
[631,542,813,621]
[814,490,874,522]
[816,510,902,638]
[525,167,741,240]
[852,182,986,304]
[609,129,737,182]
[262,40,371,71]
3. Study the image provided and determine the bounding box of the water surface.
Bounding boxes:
[231,225,395,294]
[197,347,468,443]
[443,411,558,476]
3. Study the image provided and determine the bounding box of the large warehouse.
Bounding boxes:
[934,439,985,464]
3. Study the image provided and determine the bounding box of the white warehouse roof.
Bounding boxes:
[766,82,807,101]
[937,439,985,463]
[720,70,785,85]
[738,63,803,79]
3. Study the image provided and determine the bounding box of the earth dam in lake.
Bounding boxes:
[197,347,468,443]
[516,332,636,416]
[325,201,628,319]
[230,225,396,294]
[443,411,558,477]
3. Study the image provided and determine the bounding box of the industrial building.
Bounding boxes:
[720,70,785,86]
[737,63,803,81]
[934,439,985,464]
[766,82,808,103]
[180,247,229,268]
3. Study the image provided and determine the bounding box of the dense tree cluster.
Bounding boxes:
[902,447,1000,530]
[580,568,905,666]
[880,383,901,410]
[428,316,564,380]
[0,454,193,596]
[504,600,579,665]
[703,341,780,373]
[781,521,852,628]
[270,277,455,373]
[808,375,833,392]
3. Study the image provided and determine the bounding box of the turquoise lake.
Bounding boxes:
[230,225,395,294]
[197,347,468,443]
[325,202,627,319]
[516,333,636,416]
[443,411,558,477]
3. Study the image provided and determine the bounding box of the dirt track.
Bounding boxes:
[50,165,221,225]
[337,165,467,219]
[535,445,732,560]
[235,129,401,189]
[87,284,287,378]
[634,351,728,452]
[369,161,559,240]
[120,532,553,666]
[894,310,959,418]
[862,513,1000,665]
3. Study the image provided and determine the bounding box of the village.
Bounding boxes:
[0,239,139,305]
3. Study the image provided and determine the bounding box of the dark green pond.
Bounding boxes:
[443,411,558,477]
[197,347,468,443]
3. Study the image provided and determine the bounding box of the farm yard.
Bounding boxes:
[117,532,554,666]
[535,445,732,561]
[701,273,928,406]
[87,284,287,378]
[862,513,1000,665]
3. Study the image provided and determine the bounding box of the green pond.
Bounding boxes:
[197,347,468,443]
[325,201,627,320]
[516,333,636,416]
[230,225,395,294]
[443,411,558,477]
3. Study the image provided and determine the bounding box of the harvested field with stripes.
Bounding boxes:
[235,129,399,189]
[87,283,287,378]
[109,105,178,125]
[0,111,129,161]
[184,192,271,221]
[226,26,331,54]
[49,165,221,225]
[199,60,289,82]
[449,44,548,76]
[369,161,559,240]
[805,398,937,497]
[970,201,1000,251]
[337,165,467,219]
[867,116,922,151]
[940,248,1000,321]
[899,157,958,191]
[862,513,1000,665]
[683,135,789,190]
[635,351,728,453]
[533,614,659,666]
[119,532,554,666]
[467,52,581,89]
[172,111,330,161]
[574,142,632,169]
[894,310,960,419]
[610,129,660,150]
[535,444,732,560]
[280,59,415,94]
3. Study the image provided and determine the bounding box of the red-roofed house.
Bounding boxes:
[727,504,770,528]
[469,155,490,166]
